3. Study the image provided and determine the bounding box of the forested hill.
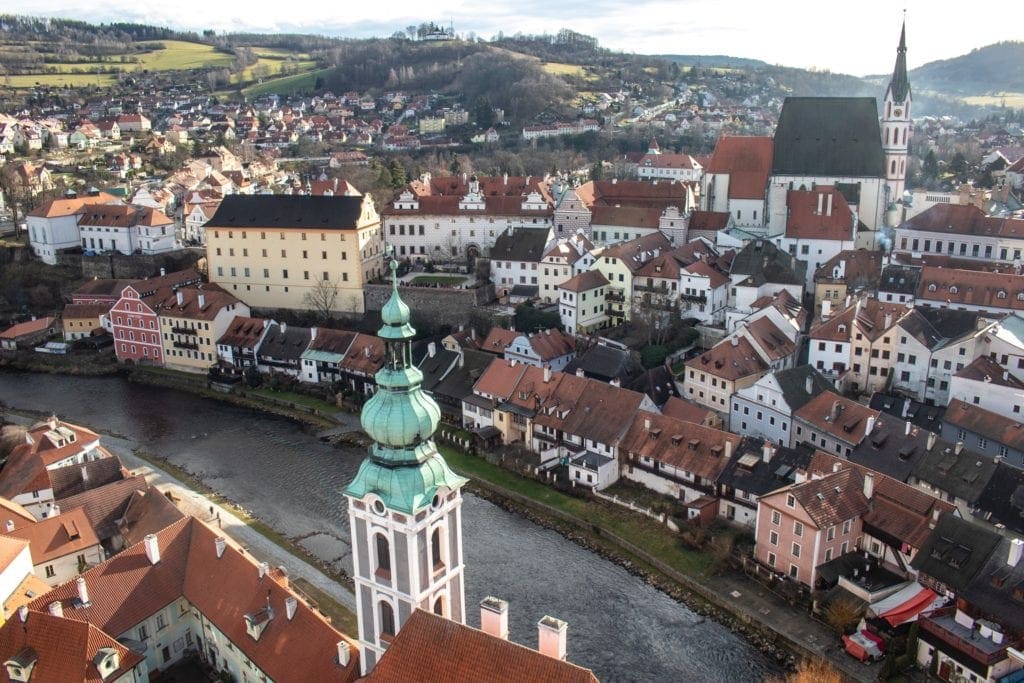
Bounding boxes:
[907,41,1024,96]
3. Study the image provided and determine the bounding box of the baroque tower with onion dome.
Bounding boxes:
[344,259,468,675]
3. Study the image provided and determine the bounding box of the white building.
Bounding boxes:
[773,186,858,289]
[730,366,834,445]
[558,270,610,336]
[26,192,121,264]
[948,356,1024,420]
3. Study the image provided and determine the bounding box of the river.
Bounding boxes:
[0,371,781,682]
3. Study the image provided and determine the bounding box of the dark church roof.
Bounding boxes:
[771,98,885,178]
[886,22,911,103]
[206,195,367,230]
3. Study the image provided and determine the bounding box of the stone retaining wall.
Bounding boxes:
[363,283,496,328]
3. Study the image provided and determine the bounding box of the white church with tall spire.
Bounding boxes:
[882,17,912,213]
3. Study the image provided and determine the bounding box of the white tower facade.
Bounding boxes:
[882,19,912,208]
[344,260,468,674]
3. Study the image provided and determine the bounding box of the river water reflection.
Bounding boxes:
[0,371,780,681]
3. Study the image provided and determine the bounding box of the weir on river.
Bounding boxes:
[0,370,781,681]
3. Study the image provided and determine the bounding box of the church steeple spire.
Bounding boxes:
[345,259,468,675]
[887,16,911,103]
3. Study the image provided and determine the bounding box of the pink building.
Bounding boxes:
[110,269,201,365]
[754,467,870,587]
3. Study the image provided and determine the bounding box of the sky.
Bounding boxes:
[4,0,1023,76]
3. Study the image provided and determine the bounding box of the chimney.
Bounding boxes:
[4,520,13,532]
[762,443,775,464]
[48,415,58,430]
[902,398,911,418]
[826,193,833,216]
[905,420,912,436]
[176,289,184,306]
[725,439,733,460]
[1009,538,1024,567]
[428,342,437,358]
[365,345,371,358]
[76,576,90,607]
[160,267,166,277]
[927,432,937,450]
[285,596,298,620]
[198,292,206,309]
[863,472,874,500]
[865,415,876,437]
[644,417,652,431]
[48,601,63,618]
[144,534,160,565]
[576,368,584,377]
[18,605,28,623]
[280,322,287,334]
[806,375,814,394]
[311,327,318,341]
[884,312,892,329]
[730,336,738,347]
[832,462,841,473]
[215,536,227,558]
[610,378,621,387]
[817,193,824,214]
[480,596,509,639]
[81,465,89,483]
[538,616,568,660]
[259,561,269,578]
[543,366,552,383]
[337,641,351,667]
[821,299,831,319]
[955,441,964,455]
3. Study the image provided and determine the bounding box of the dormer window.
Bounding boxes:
[997,290,1007,299]
[949,286,958,294]
[244,606,274,641]
[5,648,38,682]
[92,647,120,680]
[928,284,937,292]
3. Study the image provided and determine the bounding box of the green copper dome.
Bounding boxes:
[344,258,466,513]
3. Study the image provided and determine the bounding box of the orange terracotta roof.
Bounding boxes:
[661,396,715,425]
[786,468,870,528]
[591,205,662,228]
[0,535,29,572]
[7,508,100,564]
[216,316,269,348]
[154,283,243,322]
[744,316,796,362]
[558,270,608,293]
[809,297,907,343]
[705,136,773,200]
[683,260,729,288]
[944,399,1024,451]
[620,411,740,482]
[34,517,359,683]
[339,333,384,376]
[0,611,144,682]
[784,186,855,240]
[62,303,112,320]
[481,328,518,355]
[600,232,673,274]
[903,203,1024,238]
[26,193,119,219]
[917,266,1024,311]
[685,336,769,382]
[0,316,55,340]
[474,357,528,399]
[688,210,730,230]
[519,329,575,362]
[367,609,598,683]
[793,391,880,447]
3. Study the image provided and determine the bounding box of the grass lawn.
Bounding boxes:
[6,73,118,88]
[135,40,234,71]
[963,93,1024,108]
[243,387,337,413]
[409,275,467,286]
[438,445,712,576]
[242,68,330,97]
[292,578,358,635]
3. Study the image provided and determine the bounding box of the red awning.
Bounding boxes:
[874,585,941,627]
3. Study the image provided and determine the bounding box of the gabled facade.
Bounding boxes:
[156,286,249,374]
[730,366,833,445]
[791,390,880,456]
[110,269,203,365]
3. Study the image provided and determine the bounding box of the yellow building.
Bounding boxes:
[155,284,249,373]
[205,194,385,314]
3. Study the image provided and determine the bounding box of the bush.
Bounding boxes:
[823,596,863,634]
[640,344,668,369]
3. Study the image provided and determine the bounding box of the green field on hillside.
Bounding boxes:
[241,68,332,98]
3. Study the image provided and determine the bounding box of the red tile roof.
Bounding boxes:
[661,396,715,425]
[620,411,740,482]
[705,136,773,200]
[153,283,243,321]
[784,186,855,240]
[0,317,56,340]
[481,328,518,355]
[0,611,144,682]
[217,316,269,348]
[34,517,359,683]
[787,468,871,528]
[366,609,598,683]
[793,391,880,447]
[558,270,608,293]
[903,203,1024,238]
[685,336,769,382]
[26,193,120,219]
[944,399,1024,451]
[339,333,384,376]
[688,210,730,230]
[7,507,100,564]
[917,266,1024,312]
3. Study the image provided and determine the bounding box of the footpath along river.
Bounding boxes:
[0,370,782,681]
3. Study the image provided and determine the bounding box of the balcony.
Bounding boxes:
[170,326,196,335]
[605,290,625,303]
[678,292,708,304]
[173,340,199,350]
[634,284,670,294]
[919,608,1015,669]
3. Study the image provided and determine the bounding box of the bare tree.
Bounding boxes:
[303,277,340,323]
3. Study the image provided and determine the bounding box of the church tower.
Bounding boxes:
[882,18,912,209]
[344,260,468,675]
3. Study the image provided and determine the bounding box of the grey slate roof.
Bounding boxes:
[730,239,806,286]
[911,443,998,506]
[490,228,550,263]
[774,366,833,414]
[849,417,934,482]
[412,340,461,393]
[625,365,680,408]
[564,342,640,383]
[974,461,1024,535]
[717,442,815,498]
[868,392,946,433]
[258,324,312,361]
[899,308,983,351]
[205,195,367,230]
[879,265,920,296]
[886,22,911,103]
[911,513,1002,591]
[772,97,885,178]
[960,534,1024,633]
[50,457,125,500]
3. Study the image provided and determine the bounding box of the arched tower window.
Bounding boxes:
[433,596,445,616]
[885,128,890,145]
[375,534,391,579]
[891,160,897,175]
[379,601,395,640]
[431,527,446,571]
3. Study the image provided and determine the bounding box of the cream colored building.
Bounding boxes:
[155,285,249,373]
[205,194,384,313]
